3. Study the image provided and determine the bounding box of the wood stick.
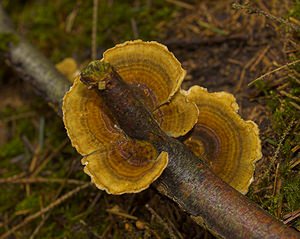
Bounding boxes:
[0,6,70,114]
[0,5,299,239]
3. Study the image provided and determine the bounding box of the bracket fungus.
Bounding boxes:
[62,40,199,194]
[184,86,262,194]
[63,39,261,195]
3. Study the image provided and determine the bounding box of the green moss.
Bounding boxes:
[251,35,300,225]
[15,193,40,213]
[0,186,22,212]
[3,0,176,62]
[0,106,37,160]
[290,0,300,19]
[283,174,300,211]
[0,137,23,158]
[0,33,19,52]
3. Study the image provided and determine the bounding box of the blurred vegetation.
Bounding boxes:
[2,0,175,62]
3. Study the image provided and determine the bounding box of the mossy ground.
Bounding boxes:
[0,0,299,238]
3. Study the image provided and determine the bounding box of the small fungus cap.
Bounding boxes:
[153,90,199,137]
[103,40,186,110]
[63,40,198,194]
[55,57,79,82]
[185,86,262,194]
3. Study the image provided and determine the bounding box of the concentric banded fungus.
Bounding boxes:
[185,86,262,194]
[153,90,199,137]
[63,40,198,194]
[103,40,186,110]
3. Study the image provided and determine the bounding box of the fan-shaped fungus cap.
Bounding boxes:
[63,76,169,194]
[55,57,79,82]
[153,90,199,137]
[62,40,198,194]
[103,40,186,110]
[185,86,262,194]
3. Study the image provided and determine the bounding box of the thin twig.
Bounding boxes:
[29,160,78,239]
[106,206,138,220]
[0,177,86,185]
[166,218,184,239]
[65,1,80,33]
[29,205,48,239]
[283,208,300,224]
[92,0,99,60]
[196,19,228,36]
[235,48,261,92]
[21,135,35,153]
[0,172,26,182]
[289,101,300,111]
[130,18,139,38]
[72,192,102,220]
[262,119,296,181]
[248,59,300,86]
[289,157,300,169]
[0,183,91,239]
[1,111,36,123]
[145,204,178,239]
[280,91,300,102]
[31,138,69,177]
[273,163,282,217]
[26,146,40,196]
[272,119,295,163]
[250,45,271,72]
[79,220,102,239]
[165,0,194,10]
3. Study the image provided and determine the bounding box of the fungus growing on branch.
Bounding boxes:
[184,86,262,194]
[62,40,198,194]
[103,40,186,110]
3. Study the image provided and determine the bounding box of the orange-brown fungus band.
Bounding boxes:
[185,86,262,194]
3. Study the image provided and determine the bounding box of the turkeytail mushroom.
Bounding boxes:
[55,58,79,82]
[62,40,198,194]
[184,86,262,194]
[63,75,168,194]
[102,40,186,110]
[153,90,199,137]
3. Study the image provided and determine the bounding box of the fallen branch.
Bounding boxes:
[0,5,299,239]
[0,6,70,113]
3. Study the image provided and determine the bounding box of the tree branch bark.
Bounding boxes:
[0,6,70,114]
[0,5,299,239]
